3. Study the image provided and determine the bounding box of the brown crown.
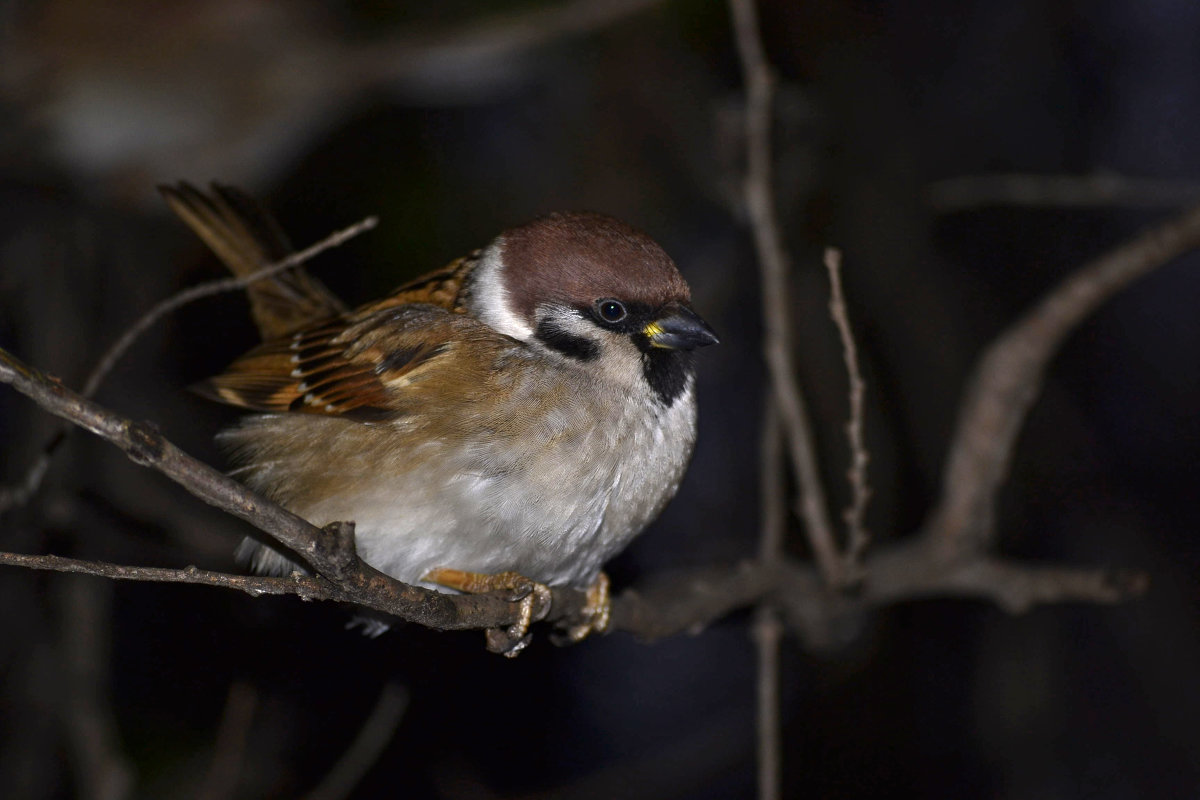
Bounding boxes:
[498,212,691,318]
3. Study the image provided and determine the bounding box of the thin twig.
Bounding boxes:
[304,684,409,800]
[59,577,134,800]
[824,248,871,576]
[355,0,667,90]
[0,551,330,599]
[81,215,378,399]
[728,1,809,793]
[928,172,1200,212]
[924,200,1200,555]
[729,0,841,588]
[195,682,259,800]
[0,215,377,514]
[754,400,784,800]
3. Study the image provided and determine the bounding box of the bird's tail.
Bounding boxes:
[159,182,346,340]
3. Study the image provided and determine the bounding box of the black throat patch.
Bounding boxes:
[641,349,694,406]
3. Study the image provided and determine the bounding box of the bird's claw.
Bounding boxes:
[551,571,611,645]
[422,568,552,657]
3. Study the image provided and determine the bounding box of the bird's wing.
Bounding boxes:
[193,301,508,423]
[372,252,480,313]
[160,182,347,339]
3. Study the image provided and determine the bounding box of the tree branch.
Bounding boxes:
[304,684,408,800]
[729,0,842,587]
[927,172,1200,212]
[924,200,1200,555]
[824,247,872,576]
[195,682,258,800]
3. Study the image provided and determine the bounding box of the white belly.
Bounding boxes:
[236,381,697,589]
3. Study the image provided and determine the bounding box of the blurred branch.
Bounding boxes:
[824,247,871,576]
[0,215,377,515]
[610,552,1144,646]
[924,199,1200,556]
[59,577,133,800]
[365,0,667,81]
[304,684,409,800]
[753,400,784,800]
[728,1,802,795]
[195,682,258,800]
[730,0,841,589]
[928,172,1200,212]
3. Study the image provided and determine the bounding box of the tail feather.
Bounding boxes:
[160,182,346,340]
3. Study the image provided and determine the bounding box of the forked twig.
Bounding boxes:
[925,200,1200,555]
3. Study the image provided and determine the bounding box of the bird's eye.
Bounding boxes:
[595,299,627,323]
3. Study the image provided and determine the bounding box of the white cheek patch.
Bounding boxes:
[471,242,535,342]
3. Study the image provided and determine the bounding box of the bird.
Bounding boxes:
[161,183,718,654]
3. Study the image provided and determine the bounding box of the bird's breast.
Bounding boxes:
[225,371,698,589]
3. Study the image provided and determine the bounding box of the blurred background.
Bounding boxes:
[2,1,1200,797]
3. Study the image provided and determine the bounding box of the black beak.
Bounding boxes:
[643,305,720,351]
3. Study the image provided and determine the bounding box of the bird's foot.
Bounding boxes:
[422,568,551,657]
[551,571,611,645]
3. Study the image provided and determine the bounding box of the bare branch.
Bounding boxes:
[925,201,1200,555]
[358,0,667,89]
[928,172,1200,212]
[728,1,805,793]
[861,544,1148,614]
[304,684,409,800]
[755,398,784,800]
[59,577,134,800]
[0,346,580,633]
[824,247,872,575]
[608,551,1144,647]
[81,215,378,400]
[729,0,841,588]
[0,215,377,514]
[0,551,331,600]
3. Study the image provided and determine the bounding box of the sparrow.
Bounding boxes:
[161,183,717,654]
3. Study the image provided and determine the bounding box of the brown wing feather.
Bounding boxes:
[160,182,346,339]
[175,183,494,422]
[195,302,498,423]
[367,253,479,313]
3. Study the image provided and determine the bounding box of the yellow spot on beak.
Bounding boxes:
[642,321,671,348]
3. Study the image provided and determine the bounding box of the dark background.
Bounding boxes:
[2,1,1199,797]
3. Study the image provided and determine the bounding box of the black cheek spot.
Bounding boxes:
[535,319,600,361]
